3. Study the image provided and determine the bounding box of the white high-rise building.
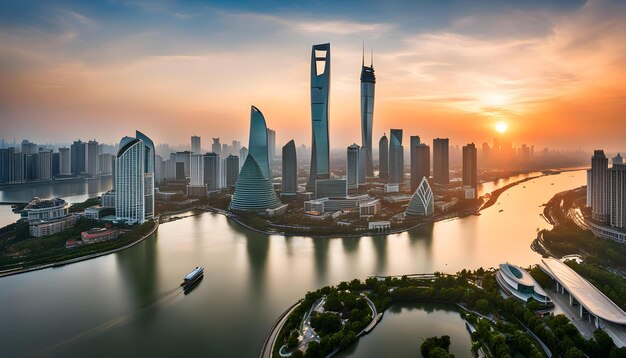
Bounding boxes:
[590,150,608,222]
[191,135,201,154]
[190,154,204,186]
[115,131,155,224]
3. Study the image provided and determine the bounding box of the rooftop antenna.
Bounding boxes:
[371,47,374,68]
[362,40,365,67]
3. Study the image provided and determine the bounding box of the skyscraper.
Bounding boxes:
[411,143,430,192]
[36,149,52,181]
[358,146,367,185]
[462,143,478,198]
[282,140,297,195]
[347,144,360,189]
[267,128,276,162]
[191,135,201,154]
[212,138,221,156]
[433,138,449,185]
[87,140,99,177]
[608,154,625,229]
[360,46,376,177]
[590,150,608,222]
[71,140,86,176]
[115,131,155,224]
[21,140,37,155]
[409,136,421,191]
[203,152,220,191]
[59,147,71,175]
[226,155,239,187]
[189,154,204,186]
[230,155,282,212]
[389,129,404,184]
[175,151,191,178]
[249,106,271,180]
[307,43,331,191]
[379,134,388,179]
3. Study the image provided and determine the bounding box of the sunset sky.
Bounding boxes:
[0,0,624,151]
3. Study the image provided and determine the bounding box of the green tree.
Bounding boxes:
[475,298,489,314]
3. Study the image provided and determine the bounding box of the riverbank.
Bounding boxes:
[0,219,159,278]
[206,169,578,239]
[0,174,112,190]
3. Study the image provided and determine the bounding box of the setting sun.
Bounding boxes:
[495,121,508,133]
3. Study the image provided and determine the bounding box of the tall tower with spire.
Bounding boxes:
[360,43,376,177]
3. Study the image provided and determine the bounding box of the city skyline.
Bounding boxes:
[1,1,625,151]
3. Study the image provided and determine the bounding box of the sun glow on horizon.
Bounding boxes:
[495,121,508,134]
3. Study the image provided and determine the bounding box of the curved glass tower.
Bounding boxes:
[249,106,271,180]
[230,155,281,212]
[281,140,297,195]
[379,134,388,179]
[361,48,375,177]
[406,176,434,217]
[307,43,331,191]
[136,130,155,220]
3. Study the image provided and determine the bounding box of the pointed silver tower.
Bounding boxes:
[360,45,376,177]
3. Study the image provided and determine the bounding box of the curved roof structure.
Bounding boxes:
[540,258,626,325]
[249,106,270,180]
[497,263,550,304]
[230,155,281,212]
[406,176,434,217]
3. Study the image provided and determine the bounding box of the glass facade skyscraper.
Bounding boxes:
[360,48,375,177]
[307,43,331,191]
[249,106,271,180]
[389,129,404,184]
[347,143,359,189]
[463,143,478,198]
[433,138,450,185]
[282,140,297,195]
[230,155,281,212]
[379,134,388,179]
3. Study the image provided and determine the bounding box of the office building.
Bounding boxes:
[189,154,204,186]
[59,147,71,175]
[249,106,271,180]
[462,143,478,198]
[212,138,221,156]
[154,155,163,183]
[410,136,430,192]
[267,128,276,162]
[406,176,434,217]
[433,138,449,185]
[282,140,297,195]
[51,152,59,177]
[307,43,331,191]
[191,135,201,154]
[226,155,239,187]
[98,153,114,175]
[87,140,99,177]
[590,150,608,222]
[230,155,282,212]
[315,179,347,199]
[361,47,376,177]
[358,146,367,185]
[608,154,625,229]
[379,134,388,179]
[389,129,404,184]
[359,198,381,218]
[232,140,241,155]
[36,150,52,181]
[21,197,77,237]
[21,140,38,155]
[222,143,229,156]
[71,140,87,176]
[115,131,155,224]
[347,144,360,189]
[203,153,220,191]
[175,151,191,178]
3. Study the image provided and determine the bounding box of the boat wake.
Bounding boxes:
[37,287,183,355]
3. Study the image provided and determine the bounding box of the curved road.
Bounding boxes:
[260,301,302,358]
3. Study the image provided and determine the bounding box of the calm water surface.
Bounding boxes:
[336,303,472,358]
[0,171,585,357]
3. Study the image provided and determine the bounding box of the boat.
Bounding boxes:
[181,266,204,291]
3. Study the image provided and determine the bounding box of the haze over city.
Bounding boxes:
[1,0,625,151]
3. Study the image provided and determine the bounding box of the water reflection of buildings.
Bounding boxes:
[312,238,329,284]
[371,236,387,275]
[115,230,159,304]
[226,219,270,296]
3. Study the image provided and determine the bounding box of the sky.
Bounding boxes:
[0,0,624,151]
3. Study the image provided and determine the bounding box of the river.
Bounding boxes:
[0,170,585,357]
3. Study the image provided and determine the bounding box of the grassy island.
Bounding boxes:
[271,269,626,358]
